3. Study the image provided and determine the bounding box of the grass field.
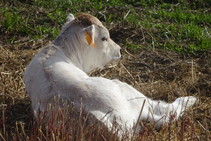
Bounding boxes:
[0,0,211,140]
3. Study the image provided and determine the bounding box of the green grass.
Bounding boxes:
[0,0,211,51]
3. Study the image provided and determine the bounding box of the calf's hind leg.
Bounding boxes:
[144,96,198,131]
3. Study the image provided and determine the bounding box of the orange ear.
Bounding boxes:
[85,31,96,48]
[93,43,96,48]
[85,31,92,46]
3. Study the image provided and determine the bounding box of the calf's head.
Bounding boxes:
[55,13,121,73]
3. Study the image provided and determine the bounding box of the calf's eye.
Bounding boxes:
[102,37,108,41]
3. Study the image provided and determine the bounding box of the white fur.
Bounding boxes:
[66,14,75,22]
[24,13,197,136]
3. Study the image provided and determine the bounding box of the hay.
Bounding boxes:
[1,31,211,140]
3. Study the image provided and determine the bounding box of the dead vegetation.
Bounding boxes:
[1,33,211,140]
[0,0,211,140]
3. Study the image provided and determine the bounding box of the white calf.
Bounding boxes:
[24,13,197,135]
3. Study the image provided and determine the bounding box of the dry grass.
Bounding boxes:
[0,36,211,140]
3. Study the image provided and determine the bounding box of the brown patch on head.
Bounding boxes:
[75,13,103,27]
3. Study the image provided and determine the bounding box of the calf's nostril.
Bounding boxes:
[120,48,122,54]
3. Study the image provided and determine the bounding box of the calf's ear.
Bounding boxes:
[85,25,96,48]
[66,14,75,22]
